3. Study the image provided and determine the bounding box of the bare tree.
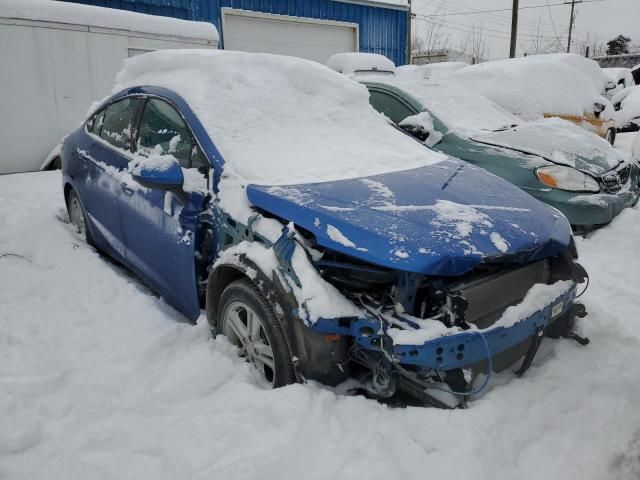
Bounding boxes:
[575,31,607,57]
[519,16,563,56]
[411,7,451,58]
[457,25,489,63]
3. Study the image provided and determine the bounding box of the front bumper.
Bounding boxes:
[314,282,577,372]
[530,189,639,228]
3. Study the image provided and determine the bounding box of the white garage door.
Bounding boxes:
[221,8,358,64]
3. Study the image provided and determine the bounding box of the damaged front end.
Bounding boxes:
[212,211,589,409]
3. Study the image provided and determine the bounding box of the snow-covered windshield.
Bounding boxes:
[375,78,520,136]
[114,50,443,187]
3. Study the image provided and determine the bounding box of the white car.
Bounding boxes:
[612,86,640,132]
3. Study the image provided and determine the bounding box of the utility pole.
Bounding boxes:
[509,0,519,58]
[407,0,412,64]
[566,0,582,53]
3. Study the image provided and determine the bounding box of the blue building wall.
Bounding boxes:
[66,0,408,65]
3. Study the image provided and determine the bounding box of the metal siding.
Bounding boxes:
[64,0,407,65]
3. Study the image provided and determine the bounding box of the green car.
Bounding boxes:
[363,79,639,230]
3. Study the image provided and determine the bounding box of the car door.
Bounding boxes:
[118,96,210,320]
[77,96,143,260]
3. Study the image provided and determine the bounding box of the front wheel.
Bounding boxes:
[218,278,295,387]
[67,189,92,245]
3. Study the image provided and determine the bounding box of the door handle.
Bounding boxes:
[121,183,135,196]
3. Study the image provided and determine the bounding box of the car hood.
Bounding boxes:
[470,118,624,175]
[246,160,571,276]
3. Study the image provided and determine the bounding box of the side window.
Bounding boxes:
[99,97,142,150]
[137,99,193,168]
[87,109,106,134]
[368,90,414,124]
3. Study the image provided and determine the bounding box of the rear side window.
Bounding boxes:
[137,99,194,168]
[368,90,414,124]
[98,97,142,150]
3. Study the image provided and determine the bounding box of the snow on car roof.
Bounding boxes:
[531,53,609,93]
[374,77,520,136]
[327,52,396,76]
[395,62,469,81]
[449,57,602,120]
[0,0,219,42]
[114,50,443,189]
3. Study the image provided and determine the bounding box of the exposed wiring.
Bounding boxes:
[576,270,590,298]
[391,330,494,398]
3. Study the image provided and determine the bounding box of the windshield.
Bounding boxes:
[387,80,521,136]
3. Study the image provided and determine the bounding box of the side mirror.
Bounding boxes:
[132,156,184,191]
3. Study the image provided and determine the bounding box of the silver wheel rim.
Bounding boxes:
[69,196,86,236]
[223,301,276,384]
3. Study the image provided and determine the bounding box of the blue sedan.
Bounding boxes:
[61,52,588,407]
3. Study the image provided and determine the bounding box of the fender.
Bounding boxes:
[206,255,350,386]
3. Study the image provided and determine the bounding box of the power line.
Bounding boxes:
[418,0,605,18]
[418,1,561,32]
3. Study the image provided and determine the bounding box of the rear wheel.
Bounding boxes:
[67,189,92,245]
[218,278,295,387]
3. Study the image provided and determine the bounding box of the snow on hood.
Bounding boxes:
[449,57,606,120]
[472,117,624,174]
[247,160,572,276]
[114,50,445,220]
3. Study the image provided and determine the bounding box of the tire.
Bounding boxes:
[606,128,616,146]
[218,278,295,387]
[67,189,93,245]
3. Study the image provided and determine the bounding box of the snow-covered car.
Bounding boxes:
[603,67,635,97]
[61,50,588,408]
[362,78,640,230]
[530,53,610,95]
[326,52,395,77]
[449,57,618,144]
[612,86,640,132]
[394,62,468,81]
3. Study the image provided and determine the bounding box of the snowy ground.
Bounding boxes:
[1,164,640,479]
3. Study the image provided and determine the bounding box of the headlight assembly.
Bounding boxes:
[536,165,600,193]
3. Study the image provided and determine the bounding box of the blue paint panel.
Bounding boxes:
[65,0,408,65]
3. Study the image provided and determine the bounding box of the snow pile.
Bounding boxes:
[2,171,640,478]
[0,0,219,42]
[326,52,396,76]
[449,57,605,120]
[114,50,444,220]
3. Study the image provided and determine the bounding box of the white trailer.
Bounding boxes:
[0,0,219,174]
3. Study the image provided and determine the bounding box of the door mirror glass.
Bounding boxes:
[132,156,184,191]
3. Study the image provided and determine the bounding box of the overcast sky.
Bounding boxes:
[411,0,640,60]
